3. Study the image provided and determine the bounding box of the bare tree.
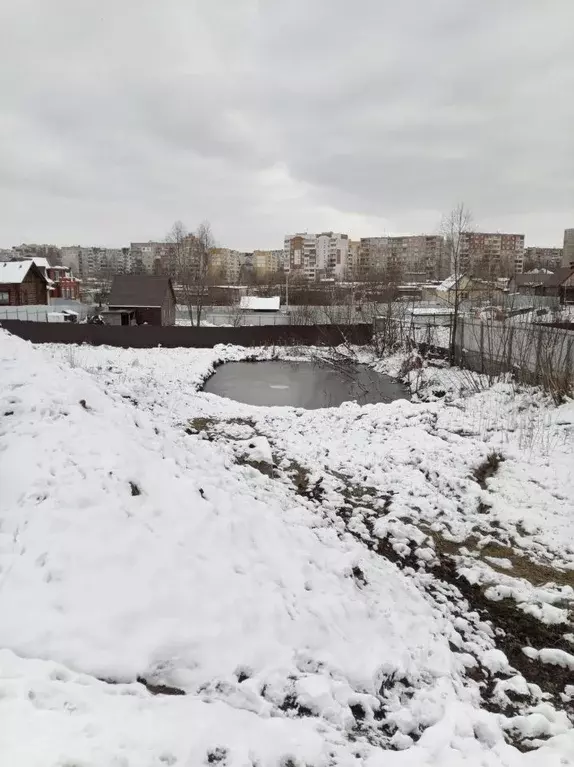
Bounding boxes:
[440,202,473,364]
[194,221,215,327]
[166,220,216,326]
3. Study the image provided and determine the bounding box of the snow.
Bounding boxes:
[0,260,40,284]
[1,330,574,764]
[240,295,281,311]
[522,648,574,670]
[436,274,458,292]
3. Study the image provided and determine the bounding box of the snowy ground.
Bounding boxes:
[1,331,574,766]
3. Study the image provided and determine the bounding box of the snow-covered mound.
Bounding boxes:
[0,331,573,766]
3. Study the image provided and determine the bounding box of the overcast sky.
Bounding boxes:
[1,0,572,250]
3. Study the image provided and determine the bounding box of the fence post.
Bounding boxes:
[480,322,485,374]
[535,328,543,379]
[458,315,464,367]
[507,326,514,372]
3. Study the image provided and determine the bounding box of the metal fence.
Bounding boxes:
[0,302,91,322]
[455,317,574,384]
[1,320,374,349]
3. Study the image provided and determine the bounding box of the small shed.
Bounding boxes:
[239,295,281,312]
[107,275,176,326]
[0,261,49,306]
[100,309,137,326]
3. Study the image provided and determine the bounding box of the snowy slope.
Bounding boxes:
[1,332,573,765]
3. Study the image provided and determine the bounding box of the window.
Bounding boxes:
[0,291,9,305]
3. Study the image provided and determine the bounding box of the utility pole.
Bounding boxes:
[285,269,289,311]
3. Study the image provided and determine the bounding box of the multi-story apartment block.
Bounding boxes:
[77,247,105,279]
[523,247,563,272]
[459,232,524,277]
[253,249,282,276]
[347,240,360,279]
[563,229,574,268]
[209,248,241,283]
[358,235,446,282]
[11,243,62,264]
[129,242,163,274]
[284,232,349,280]
[358,237,390,278]
[60,246,131,278]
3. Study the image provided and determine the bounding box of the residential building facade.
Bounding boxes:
[129,242,164,274]
[358,235,446,282]
[523,247,563,272]
[563,229,574,268]
[459,233,525,277]
[209,248,241,283]
[253,249,282,277]
[347,240,360,279]
[284,232,349,280]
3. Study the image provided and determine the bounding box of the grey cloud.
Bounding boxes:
[0,0,572,248]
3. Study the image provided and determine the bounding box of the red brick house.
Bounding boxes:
[0,261,49,306]
[46,265,81,300]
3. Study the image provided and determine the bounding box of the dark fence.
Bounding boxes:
[1,320,373,348]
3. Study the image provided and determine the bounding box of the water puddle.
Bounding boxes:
[203,360,408,409]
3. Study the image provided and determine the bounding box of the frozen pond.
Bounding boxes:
[203,360,408,409]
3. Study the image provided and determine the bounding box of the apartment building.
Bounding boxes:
[11,243,62,265]
[347,240,360,279]
[358,235,446,282]
[209,248,241,283]
[459,232,524,277]
[129,242,163,274]
[563,229,574,268]
[77,247,106,279]
[284,232,349,280]
[523,247,563,272]
[358,237,389,277]
[253,249,282,276]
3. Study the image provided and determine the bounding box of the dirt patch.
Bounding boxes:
[473,451,504,489]
[476,542,574,589]
[236,456,274,477]
[136,676,185,696]
[425,527,574,589]
[186,416,256,437]
[187,416,216,434]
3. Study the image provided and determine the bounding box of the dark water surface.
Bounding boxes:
[203,360,408,409]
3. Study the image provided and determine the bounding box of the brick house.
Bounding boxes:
[105,275,176,326]
[0,261,49,306]
[46,265,81,300]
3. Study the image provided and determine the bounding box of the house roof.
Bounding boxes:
[512,273,546,287]
[543,267,574,287]
[513,268,574,288]
[0,260,48,285]
[108,275,175,308]
[29,256,51,270]
[239,295,281,311]
[436,274,462,292]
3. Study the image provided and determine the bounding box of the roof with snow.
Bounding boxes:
[0,260,47,285]
[29,256,51,270]
[436,275,459,292]
[239,295,281,311]
[108,275,176,308]
[513,268,574,288]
